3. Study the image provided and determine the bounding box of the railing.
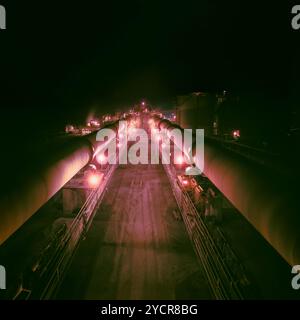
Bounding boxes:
[13,164,117,300]
[163,163,250,300]
[207,136,280,169]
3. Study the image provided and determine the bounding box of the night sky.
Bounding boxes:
[0,1,297,132]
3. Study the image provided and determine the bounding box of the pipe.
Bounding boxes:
[152,115,300,266]
[0,119,127,246]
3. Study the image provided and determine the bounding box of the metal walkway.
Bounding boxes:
[56,163,212,299]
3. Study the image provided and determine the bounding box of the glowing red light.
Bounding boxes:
[232,129,240,139]
[88,173,101,187]
[176,155,184,165]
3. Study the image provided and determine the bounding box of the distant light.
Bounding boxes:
[81,128,92,135]
[65,125,74,133]
[182,180,189,186]
[142,101,145,106]
[90,120,100,127]
[88,173,102,188]
[232,129,240,139]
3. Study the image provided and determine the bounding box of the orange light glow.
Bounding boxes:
[88,173,102,187]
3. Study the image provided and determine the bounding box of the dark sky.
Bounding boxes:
[0,1,296,131]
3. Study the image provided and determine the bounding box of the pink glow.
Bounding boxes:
[97,154,106,164]
[176,155,184,165]
[88,173,102,187]
[232,129,240,139]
